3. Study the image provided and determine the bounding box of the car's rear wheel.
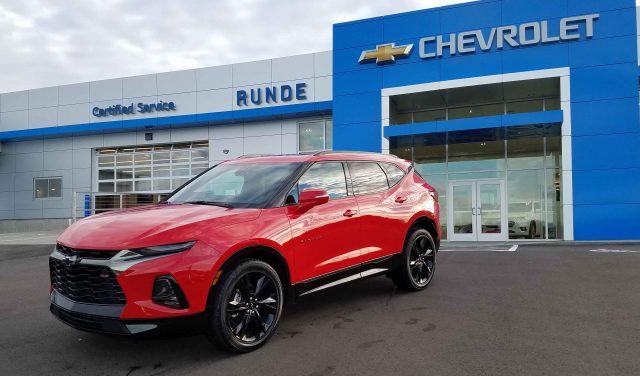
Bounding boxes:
[207,259,283,353]
[392,229,436,291]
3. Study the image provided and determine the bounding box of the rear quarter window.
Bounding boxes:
[381,163,406,187]
[350,162,389,195]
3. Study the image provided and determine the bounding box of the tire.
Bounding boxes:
[206,259,284,353]
[392,229,437,291]
[528,222,536,239]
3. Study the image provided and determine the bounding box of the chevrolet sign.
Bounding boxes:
[420,14,599,58]
[360,13,599,64]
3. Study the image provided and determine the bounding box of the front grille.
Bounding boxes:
[49,258,126,305]
[56,244,119,260]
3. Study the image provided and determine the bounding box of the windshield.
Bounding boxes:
[168,162,303,208]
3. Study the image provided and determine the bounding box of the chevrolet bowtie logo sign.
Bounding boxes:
[359,43,414,65]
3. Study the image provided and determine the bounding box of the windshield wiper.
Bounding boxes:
[183,201,234,208]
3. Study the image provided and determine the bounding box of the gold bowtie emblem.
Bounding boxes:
[359,43,414,64]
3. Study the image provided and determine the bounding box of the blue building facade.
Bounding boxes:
[333,0,640,241]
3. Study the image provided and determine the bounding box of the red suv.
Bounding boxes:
[50,152,440,352]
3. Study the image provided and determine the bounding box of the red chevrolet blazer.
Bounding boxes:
[50,152,440,352]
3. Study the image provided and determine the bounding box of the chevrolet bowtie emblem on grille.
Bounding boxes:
[359,43,414,65]
[62,255,81,266]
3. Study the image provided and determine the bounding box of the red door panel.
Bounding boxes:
[349,162,415,264]
[287,197,361,281]
[354,186,411,263]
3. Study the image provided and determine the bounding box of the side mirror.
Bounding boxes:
[299,189,329,208]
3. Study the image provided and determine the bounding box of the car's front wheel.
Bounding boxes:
[392,229,437,291]
[207,259,284,353]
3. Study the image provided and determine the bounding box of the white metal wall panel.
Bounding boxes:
[0,111,29,131]
[272,54,315,82]
[29,87,58,109]
[232,59,272,87]
[196,65,233,91]
[59,83,90,106]
[314,51,333,77]
[1,91,29,112]
[197,88,233,113]
[28,107,58,129]
[123,74,157,99]
[90,78,123,102]
[157,69,197,95]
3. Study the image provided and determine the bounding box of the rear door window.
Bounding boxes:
[350,162,389,195]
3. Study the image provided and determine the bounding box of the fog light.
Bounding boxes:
[152,276,189,309]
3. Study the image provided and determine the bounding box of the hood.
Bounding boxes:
[57,204,261,250]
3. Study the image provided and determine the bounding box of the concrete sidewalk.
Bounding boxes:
[0,231,62,245]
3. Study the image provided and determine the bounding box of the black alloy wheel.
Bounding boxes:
[392,228,437,291]
[408,234,435,287]
[207,260,283,352]
[226,272,278,343]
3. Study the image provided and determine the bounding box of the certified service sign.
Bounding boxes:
[92,101,177,118]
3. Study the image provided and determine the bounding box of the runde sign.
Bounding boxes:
[359,43,414,65]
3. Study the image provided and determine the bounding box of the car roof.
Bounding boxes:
[223,151,411,167]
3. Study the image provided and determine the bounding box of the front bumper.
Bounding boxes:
[50,290,151,335]
[50,290,203,335]
[49,241,219,320]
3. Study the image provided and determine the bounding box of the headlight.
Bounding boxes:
[131,241,196,256]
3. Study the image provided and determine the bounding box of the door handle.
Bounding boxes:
[343,209,359,217]
[471,207,476,216]
[395,196,407,203]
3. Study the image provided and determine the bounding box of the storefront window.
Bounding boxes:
[506,99,544,114]
[298,119,332,152]
[545,132,562,169]
[414,133,446,174]
[414,109,446,123]
[545,168,563,239]
[389,136,412,160]
[449,103,504,120]
[448,128,505,173]
[507,169,545,239]
[545,98,561,111]
[389,124,564,241]
[507,126,545,170]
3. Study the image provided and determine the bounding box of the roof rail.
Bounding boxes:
[313,150,400,158]
[235,154,276,159]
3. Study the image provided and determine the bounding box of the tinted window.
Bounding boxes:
[297,162,348,200]
[34,177,63,199]
[350,162,389,195]
[168,162,302,208]
[382,163,406,187]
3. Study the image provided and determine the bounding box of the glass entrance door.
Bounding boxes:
[447,180,507,241]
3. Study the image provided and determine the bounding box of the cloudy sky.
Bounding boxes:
[1,0,638,93]
[0,0,473,93]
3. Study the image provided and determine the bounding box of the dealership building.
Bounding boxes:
[0,0,639,241]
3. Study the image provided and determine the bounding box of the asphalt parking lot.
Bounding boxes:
[1,243,639,376]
